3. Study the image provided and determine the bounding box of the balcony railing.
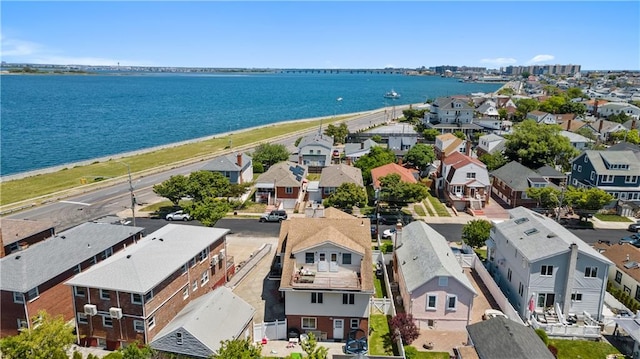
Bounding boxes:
[290,266,361,290]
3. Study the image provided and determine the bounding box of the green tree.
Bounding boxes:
[323,182,367,209]
[300,332,328,359]
[539,95,566,114]
[558,101,586,116]
[253,161,264,174]
[521,72,531,79]
[354,146,396,184]
[153,175,189,206]
[478,152,507,171]
[498,87,515,96]
[453,130,466,140]
[404,143,435,171]
[324,123,349,144]
[401,109,427,125]
[461,219,493,248]
[212,338,262,359]
[115,342,153,359]
[186,171,231,202]
[186,197,231,226]
[0,311,75,359]
[498,108,508,120]
[565,186,614,212]
[294,137,303,147]
[526,187,562,209]
[575,127,598,142]
[515,98,539,121]
[371,134,383,143]
[608,112,631,124]
[379,173,428,205]
[422,129,440,141]
[251,143,290,169]
[503,120,578,170]
[566,87,586,99]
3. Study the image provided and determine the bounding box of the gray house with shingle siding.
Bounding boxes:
[200,152,253,184]
[568,150,640,202]
[486,207,612,321]
[317,164,364,199]
[150,287,254,358]
[298,133,333,168]
[466,317,555,359]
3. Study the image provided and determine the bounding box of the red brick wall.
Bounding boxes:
[276,187,300,199]
[1,228,55,258]
[0,291,26,337]
[286,315,368,340]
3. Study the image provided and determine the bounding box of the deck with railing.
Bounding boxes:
[290,266,361,290]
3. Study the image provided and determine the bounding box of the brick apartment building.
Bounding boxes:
[0,218,55,258]
[65,224,232,350]
[0,222,144,337]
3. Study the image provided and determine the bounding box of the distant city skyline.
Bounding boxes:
[1,1,639,71]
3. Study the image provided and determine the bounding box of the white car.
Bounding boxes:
[482,309,508,320]
[382,228,396,239]
[165,210,191,221]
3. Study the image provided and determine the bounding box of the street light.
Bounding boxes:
[117,161,136,228]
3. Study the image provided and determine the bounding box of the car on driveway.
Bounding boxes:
[629,221,640,233]
[482,309,508,320]
[165,210,191,221]
[619,235,640,246]
[382,228,396,239]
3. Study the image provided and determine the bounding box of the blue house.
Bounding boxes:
[568,150,640,202]
[200,152,253,184]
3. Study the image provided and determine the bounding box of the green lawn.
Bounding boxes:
[549,339,621,359]
[374,275,384,298]
[369,315,393,356]
[474,248,487,260]
[0,116,349,207]
[413,204,426,216]
[595,213,633,222]
[427,193,450,217]
[413,352,450,359]
[422,200,435,216]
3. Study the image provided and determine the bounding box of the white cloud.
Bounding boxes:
[1,37,43,57]
[479,57,517,65]
[527,54,555,64]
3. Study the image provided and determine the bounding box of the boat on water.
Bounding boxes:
[383,89,401,99]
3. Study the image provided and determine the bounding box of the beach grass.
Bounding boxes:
[1,116,350,207]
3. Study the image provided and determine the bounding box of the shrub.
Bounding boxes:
[535,328,549,345]
[389,313,419,344]
[404,345,418,359]
[253,162,264,173]
[380,242,393,253]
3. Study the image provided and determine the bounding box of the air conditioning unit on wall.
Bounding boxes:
[84,304,97,316]
[109,307,123,319]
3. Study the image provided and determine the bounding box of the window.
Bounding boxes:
[342,253,352,265]
[101,247,113,260]
[13,292,24,304]
[100,289,110,300]
[77,312,88,325]
[26,287,39,301]
[144,290,154,302]
[189,257,196,268]
[198,248,209,262]
[577,165,582,172]
[148,316,156,329]
[350,319,360,329]
[285,187,293,194]
[466,172,476,179]
[131,293,142,305]
[181,264,188,275]
[17,319,28,330]
[74,287,86,297]
[192,280,198,292]
[616,271,623,284]
[182,286,189,300]
[311,292,323,304]
[507,269,512,282]
[305,253,314,264]
[343,293,355,305]
[585,267,598,278]
[626,176,638,183]
[90,256,97,265]
[426,294,437,310]
[176,332,183,345]
[518,282,524,296]
[602,175,614,183]
[103,316,113,328]
[438,276,448,287]
[541,265,553,276]
[201,270,209,285]
[571,293,583,301]
[446,295,457,310]
[73,264,82,274]
[301,317,317,330]
[134,320,144,333]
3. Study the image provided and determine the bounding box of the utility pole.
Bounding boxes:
[118,162,136,227]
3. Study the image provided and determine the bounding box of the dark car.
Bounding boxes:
[619,235,640,247]
[629,221,640,233]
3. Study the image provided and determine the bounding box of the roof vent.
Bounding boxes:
[547,233,557,238]
[15,256,21,260]
[127,255,131,259]
[413,256,418,260]
[61,236,66,239]
[159,238,164,242]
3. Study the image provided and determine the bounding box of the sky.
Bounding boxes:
[1,1,639,70]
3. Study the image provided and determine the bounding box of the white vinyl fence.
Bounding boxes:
[253,319,288,341]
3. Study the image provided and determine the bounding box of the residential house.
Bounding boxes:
[476,134,506,158]
[476,100,499,118]
[535,165,567,187]
[276,211,374,341]
[314,164,364,201]
[150,287,254,358]
[593,242,640,307]
[370,163,419,190]
[344,139,378,165]
[560,130,594,151]
[597,102,640,119]
[200,152,253,184]
[557,116,593,134]
[434,133,469,162]
[490,161,556,209]
[440,152,491,212]
[486,207,613,321]
[0,218,55,258]
[424,97,482,136]
[297,133,333,169]
[395,221,476,331]
[0,222,144,337]
[366,123,418,153]
[495,96,517,109]
[623,118,640,131]
[591,119,627,142]
[254,162,308,209]
[568,150,640,202]
[464,317,555,359]
[65,224,231,350]
[526,111,557,125]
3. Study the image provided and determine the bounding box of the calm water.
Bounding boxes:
[0,73,501,176]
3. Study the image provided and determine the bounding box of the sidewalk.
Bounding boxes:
[591,217,636,230]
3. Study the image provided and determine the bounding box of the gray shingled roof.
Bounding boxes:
[298,133,333,149]
[579,150,640,175]
[467,316,555,359]
[255,162,307,187]
[433,97,473,110]
[490,161,541,192]
[493,207,613,264]
[66,224,229,293]
[1,218,55,246]
[344,139,378,157]
[1,222,144,292]
[535,165,565,178]
[150,287,255,358]
[395,221,476,294]
[608,141,640,153]
[318,164,364,187]
[200,153,251,172]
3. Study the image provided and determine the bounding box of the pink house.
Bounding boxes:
[394,221,477,331]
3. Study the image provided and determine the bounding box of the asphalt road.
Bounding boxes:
[119,217,630,247]
[5,106,408,231]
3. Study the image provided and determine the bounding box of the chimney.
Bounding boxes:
[598,120,604,133]
[236,153,242,167]
[567,118,572,131]
[632,119,637,130]
[298,155,302,165]
[465,140,472,156]
[346,157,351,166]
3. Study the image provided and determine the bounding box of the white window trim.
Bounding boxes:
[27,287,39,302]
[350,318,360,329]
[131,293,143,305]
[100,289,110,300]
[77,312,88,325]
[133,320,145,333]
[192,280,198,292]
[148,316,156,329]
[13,292,24,304]
[102,315,113,328]
[426,294,437,310]
[446,294,457,311]
[182,286,189,300]
[74,287,86,297]
[201,270,210,285]
[301,317,317,330]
